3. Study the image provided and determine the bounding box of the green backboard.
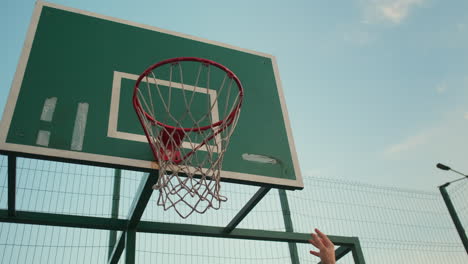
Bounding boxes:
[0,2,302,189]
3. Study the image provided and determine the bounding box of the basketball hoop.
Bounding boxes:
[133,57,243,218]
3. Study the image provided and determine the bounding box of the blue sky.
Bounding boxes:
[1,0,468,191]
[1,2,468,263]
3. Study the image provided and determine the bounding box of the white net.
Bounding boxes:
[133,58,243,218]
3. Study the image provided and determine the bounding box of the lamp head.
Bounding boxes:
[436,163,451,171]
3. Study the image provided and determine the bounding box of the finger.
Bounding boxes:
[311,233,324,249]
[315,228,333,247]
[308,235,320,248]
[309,250,320,257]
[308,239,319,248]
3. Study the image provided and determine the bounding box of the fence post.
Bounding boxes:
[439,183,468,254]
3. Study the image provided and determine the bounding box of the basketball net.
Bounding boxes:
[133,57,243,218]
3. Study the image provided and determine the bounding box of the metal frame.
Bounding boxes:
[0,210,366,263]
[108,172,158,264]
[224,187,271,233]
[0,156,366,263]
[108,169,121,258]
[279,189,299,264]
[7,155,16,216]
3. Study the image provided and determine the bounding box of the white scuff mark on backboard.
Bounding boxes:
[40,97,57,122]
[71,103,89,151]
[242,153,278,164]
[36,130,50,146]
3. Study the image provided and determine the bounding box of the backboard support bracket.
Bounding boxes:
[223,187,271,233]
[108,172,158,263]
[108,231,125,264]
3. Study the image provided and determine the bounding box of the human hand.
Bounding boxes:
[308,228,335,264]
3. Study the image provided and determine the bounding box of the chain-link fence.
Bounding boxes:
[0,156,467,263]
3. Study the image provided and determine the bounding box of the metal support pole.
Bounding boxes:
[108,232,126,264]
[127,173,158,228]
[8,155,16,216]
[107,172,158,264]
[0,209,360,246]
[125,229,136,264]
[224,187,270,233]
[108,169,122,258]
[439,183,468,254]
[279,189,300,264]
[351,238,366,264]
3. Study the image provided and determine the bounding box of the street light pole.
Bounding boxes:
[436,163,468,254]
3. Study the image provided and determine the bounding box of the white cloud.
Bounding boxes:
[384,131,431,156]
[436,83,448,94]
[343,29,373,45]
[384,108,468,158]
[361,0,426,24]
[457,23,467,32]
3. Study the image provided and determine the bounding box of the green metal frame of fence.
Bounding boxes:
[0,154,366,264]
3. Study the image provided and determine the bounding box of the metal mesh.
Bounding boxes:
[133,58,242,218]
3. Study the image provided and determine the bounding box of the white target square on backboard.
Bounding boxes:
[108,71,221,152]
